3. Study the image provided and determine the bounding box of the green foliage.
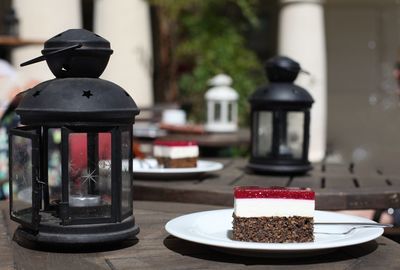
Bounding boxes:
[149,0,264,125]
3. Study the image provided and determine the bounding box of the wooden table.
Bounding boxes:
[1,200,400,270]
[133,158,400,211]
[162,128,250,148]
[0,36,43,46]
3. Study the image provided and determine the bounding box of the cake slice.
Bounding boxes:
[153,140,199,168]
[232,186,315,243]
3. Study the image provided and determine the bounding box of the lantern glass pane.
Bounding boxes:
[98,132,112,206]
[254,111,273,157]
[282,112,304,159]
[11,135,33,223]
[68,132,111,218]
[228,102,233,122]
[48,128,62,205]
[214,102,221,121]
[121,130,132,216]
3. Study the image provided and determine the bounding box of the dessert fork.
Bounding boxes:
[314,222,392,235]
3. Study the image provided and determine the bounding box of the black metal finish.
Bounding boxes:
[265,56,301,82]
[87,132,98,195]
[250,58,313,110]
[60,128,70,225]
[128,127,134,215]
[249,83,313,110]
[112,128,122,222]
[248,56,314,175]
[42,127,50,211]
[14,216,139,245]
[121,126,134,220]
[302,110,311,161]
[20,29,113,78]
[9,29,140,247]
[247,162,312,175]
[16,78,139,125]
[271,111,280,158]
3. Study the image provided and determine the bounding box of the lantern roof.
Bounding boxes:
[265,56,302,83]
[205,74,238,101]
[16,29,139,125]
[16,78,139,125]
[205,86,239,101]
[208,74,232,86]
[249,83,314,108]
[249,56,314,109]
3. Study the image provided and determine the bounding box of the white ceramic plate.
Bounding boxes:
[129,158,223,179]
[165,209,384,257]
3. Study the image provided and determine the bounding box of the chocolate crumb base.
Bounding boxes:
[232,214,314,243]
[156,157,197,168]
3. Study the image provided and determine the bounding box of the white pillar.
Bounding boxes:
[94,0,153,108]
[278,0,327,162]
[12,0,81,82]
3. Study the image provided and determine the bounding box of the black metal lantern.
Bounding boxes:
[247,56,314,175]
[8,29,140,246]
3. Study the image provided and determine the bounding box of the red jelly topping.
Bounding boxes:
[234,186,315,200]
[154,140,197,146]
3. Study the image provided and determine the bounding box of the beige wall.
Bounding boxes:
[326,2,400,165]
[11,0,82,82]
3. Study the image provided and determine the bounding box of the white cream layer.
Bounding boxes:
[234,198,315,218]
[153,145,199,159]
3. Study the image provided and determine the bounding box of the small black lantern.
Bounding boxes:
[247,56,314,175]
[8,29,140,246]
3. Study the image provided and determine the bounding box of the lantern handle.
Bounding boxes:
[300,69,310,75]
[20,43,82,67]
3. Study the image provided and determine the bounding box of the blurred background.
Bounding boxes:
[1,0,400,198]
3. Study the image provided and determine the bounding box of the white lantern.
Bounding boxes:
[205,74,239,132]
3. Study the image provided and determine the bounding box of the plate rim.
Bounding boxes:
[165,209,384,252]
[131,158,224,174]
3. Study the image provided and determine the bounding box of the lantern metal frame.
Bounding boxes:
[247,56,314,175]
[9,124,139,245]
[248,108,312,174]
[9,126,41,230]
[8,29,140,246]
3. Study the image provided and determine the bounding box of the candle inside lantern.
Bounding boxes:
[68,133,112,208]
[69,194,101,207]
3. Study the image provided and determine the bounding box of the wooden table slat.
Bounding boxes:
[323,176,356,189]
[132,158,400,210]
[1,201,400,270]
[289,175,322,189]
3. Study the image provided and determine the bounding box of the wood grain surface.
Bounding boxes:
[133,159,400,210]
[1,200,399,270]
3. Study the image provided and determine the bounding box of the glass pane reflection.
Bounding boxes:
[121,130,132,216]
[68,132,112,218]
[255,111,273,157]
[11,135,33,223]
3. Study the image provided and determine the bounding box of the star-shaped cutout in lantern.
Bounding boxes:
[81,169,98,184]
[82,90,93,98]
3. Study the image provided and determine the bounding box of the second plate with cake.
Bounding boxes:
[129,158,223,179]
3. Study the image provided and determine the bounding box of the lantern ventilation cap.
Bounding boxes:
[265,56,309,83]
[20,29,113,78]
[208,74,233,86]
